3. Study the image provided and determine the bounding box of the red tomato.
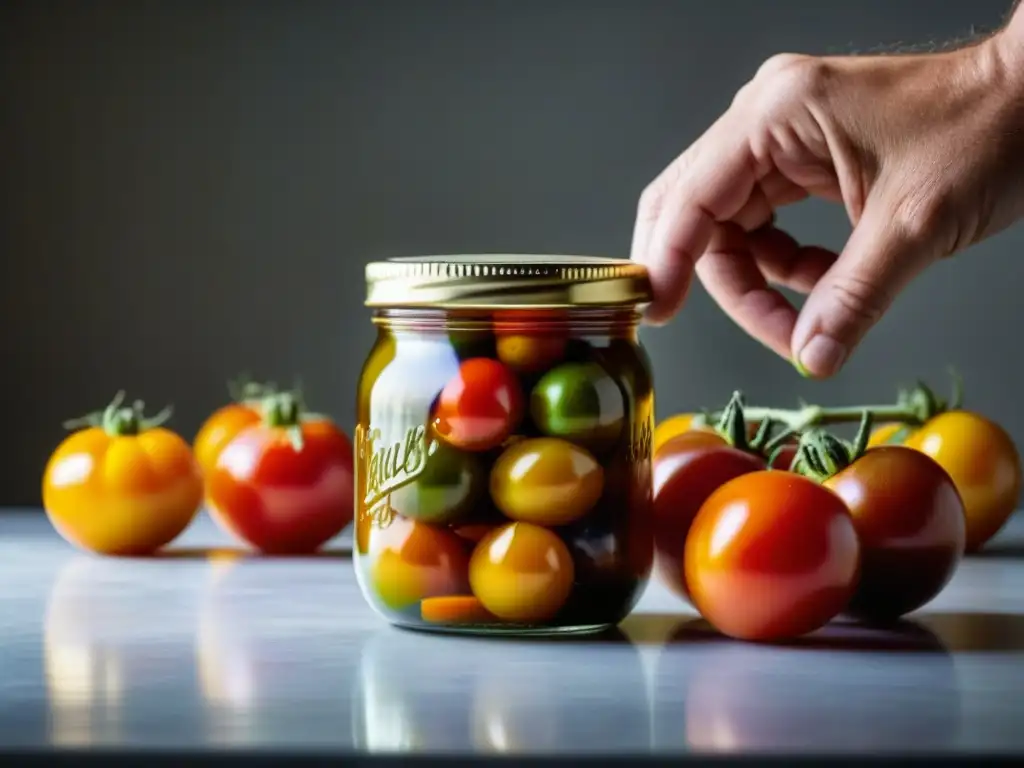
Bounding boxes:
[206,393,354,554]
[823,446,965,622]
[652,432,766,603]
[685,470,861,642]
[433,358,523,452]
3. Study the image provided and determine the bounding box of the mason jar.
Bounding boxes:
[354,255,655,636]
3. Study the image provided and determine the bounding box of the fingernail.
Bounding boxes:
[796,335,847,378]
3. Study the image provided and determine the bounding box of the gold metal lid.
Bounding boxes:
[364,254,652,309]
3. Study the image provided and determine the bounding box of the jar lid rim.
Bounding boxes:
[364,253,653,309]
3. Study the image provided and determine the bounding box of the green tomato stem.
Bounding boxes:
[728,403,917,433]
[62,391,173,436]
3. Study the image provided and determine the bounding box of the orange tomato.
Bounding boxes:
[685,470,860,642]
[42,392,203,556]
[903,410,1021,552]
[653,414,709,454]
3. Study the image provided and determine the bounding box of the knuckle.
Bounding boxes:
[752,54,832,108]
[889,189,949,249]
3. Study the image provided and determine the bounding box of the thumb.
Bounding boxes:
[790,192,939,378]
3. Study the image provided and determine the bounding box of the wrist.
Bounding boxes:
[989,4,1024,96]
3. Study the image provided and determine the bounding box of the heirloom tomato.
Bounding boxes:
[42,392,204,556]
[902,411,1021,552]
[530,361,627,451]
[652,431,766,602]
[685,470,860,642]
[824,446,965,622]
[433,358,523,452]
[205,391,354,554]
[193,380,275,475]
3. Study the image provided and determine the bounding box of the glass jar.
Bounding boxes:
[354,255,655,636]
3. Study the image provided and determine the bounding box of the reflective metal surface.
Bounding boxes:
[1,509,1023,756]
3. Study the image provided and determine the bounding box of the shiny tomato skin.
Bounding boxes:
[824,446,965,622]
[652,433,766,602]
[903,411,1022,552]
[433,358,523,452]
[42,426,204,556]
[685,471,860,642]
[194,402,262,475]
[206,419,354,554]
[867,422,915,449]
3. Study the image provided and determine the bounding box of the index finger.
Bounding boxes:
[631,114,758,325]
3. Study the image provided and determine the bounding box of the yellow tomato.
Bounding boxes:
[468,522,575,623]
[653,414,703,455]
[903,410,1022,553]
[42,393,203,556]
[867,422,916,448]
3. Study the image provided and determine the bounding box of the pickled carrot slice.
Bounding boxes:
[421,595,496,624]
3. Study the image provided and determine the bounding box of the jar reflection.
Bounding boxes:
[43,555,205,747]
[651,619,962,752]
[352,628,651,753]
[196,553,359,749]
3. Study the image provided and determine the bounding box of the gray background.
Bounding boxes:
[1,0,1020,507]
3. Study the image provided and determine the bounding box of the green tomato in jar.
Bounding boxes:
[530,362,627,450]
[389,441,485,525]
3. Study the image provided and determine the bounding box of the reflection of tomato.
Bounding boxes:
[206,393,354,554]
[685,471,860,642]
[369,516,471,612]
[824,446,965,622]
[652,432,765,603]
[490,437,604,527]
[194,403,263,476]
[42,394,204,556]
[433,358,523,452]
[903,411,1021,552]
[469,522,575,623]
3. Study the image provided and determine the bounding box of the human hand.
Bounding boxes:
[631,10,1024,378]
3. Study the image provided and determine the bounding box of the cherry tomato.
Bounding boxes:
[685,471,861,642]
[903,410,1021,552]
[654,414,706,454]
[369,515,471,612]
[206,392,354,554]
[530,362,626,450]
[489,437,604,527]
[42,393,203,556]
[652,432,766,603]
[493,310,568,374]
[389,442,485,526]
[469,522,575,623]
[866,422,914,448]
[194,380,276,474]
[823,446,965,622]
[433,358,524,452]
[194,403,262,475]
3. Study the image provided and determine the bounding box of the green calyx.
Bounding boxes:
[708,390,793,460]
[63,391,173,437]
[791,410,873,483]
[227,373,278,404]
[261,391,307,451]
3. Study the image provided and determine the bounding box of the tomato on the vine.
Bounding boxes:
[433,358,523,452]
[194,380,275,475]
[206,391,354,555]
[654,413,764,456]
[823,445,965,622]
[901,411,1021,553]
[685,470,861,642]
[42,392,204,556]
[652,431,765,602]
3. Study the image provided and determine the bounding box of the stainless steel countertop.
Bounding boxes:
[1,509,1022,757]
